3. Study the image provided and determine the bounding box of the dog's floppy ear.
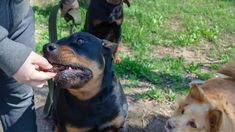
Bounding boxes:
[188,84,206,102]
[102,39,118,54]
[123,0,131,7]
[208,109,222,132]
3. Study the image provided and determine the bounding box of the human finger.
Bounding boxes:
[29,80,47,88]
[30,71,56,81]
[31,52,53,70]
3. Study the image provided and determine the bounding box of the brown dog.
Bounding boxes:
[84,0,130,63]
[165,62,235,132]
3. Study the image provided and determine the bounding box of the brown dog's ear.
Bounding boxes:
[218,61,235,79]
[123,0,131,7]
[208,109,222,132]
[102,39,118,54]
[188,84,206,102]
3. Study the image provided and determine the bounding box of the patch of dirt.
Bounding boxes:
[127,98,169,132]
[152,32,235,65]
[220,32,235,47]
[33,79,173,132]
[152,39,214,64]
[166,16,183,32]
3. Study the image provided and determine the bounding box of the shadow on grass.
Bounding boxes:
[220,0,235,5]
[114,56,197,101]
[115,57,190,91]
[220,0,235,2]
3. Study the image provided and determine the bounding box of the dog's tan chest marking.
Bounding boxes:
[92,20,103,26]
[100,114,125,130]
[65,125,92,132]
[115,19,123,25]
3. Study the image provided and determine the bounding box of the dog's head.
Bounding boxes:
[43,32,117,90]
[165,84,223,132]
[106,0,131,7]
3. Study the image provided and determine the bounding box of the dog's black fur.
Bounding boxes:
[43,32,128,132]
[84,0,130,63]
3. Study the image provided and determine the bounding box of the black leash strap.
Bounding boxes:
[43,2,81,118]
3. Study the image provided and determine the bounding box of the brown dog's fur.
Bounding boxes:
[165,62,235,132]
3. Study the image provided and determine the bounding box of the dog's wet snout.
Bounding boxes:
[165,120,176,131]
[43,43,58,53]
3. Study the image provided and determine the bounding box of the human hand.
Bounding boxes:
[61,0,79,17]
[13,51,56,88]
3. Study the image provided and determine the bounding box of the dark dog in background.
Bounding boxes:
[84,0,130,63]
[43,32,128,132]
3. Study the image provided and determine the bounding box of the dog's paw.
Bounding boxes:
[114,57,122,64]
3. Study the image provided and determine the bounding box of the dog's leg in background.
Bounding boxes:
[114,44,122,64]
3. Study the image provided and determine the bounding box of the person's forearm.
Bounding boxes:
[0,26,32,77]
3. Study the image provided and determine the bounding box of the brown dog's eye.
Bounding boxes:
[181,109,185,114]
[187,120,197,128]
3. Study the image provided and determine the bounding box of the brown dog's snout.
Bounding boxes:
[43,43,58,54]
[165,120,176,131]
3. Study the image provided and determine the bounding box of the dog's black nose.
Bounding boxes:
[165,120,176,131]
[43,43,58,53]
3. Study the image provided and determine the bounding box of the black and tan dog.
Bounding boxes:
[43,32,128,132]
[84,0,130,63]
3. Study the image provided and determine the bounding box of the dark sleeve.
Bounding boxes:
[0,26,32,77]
[61,0,76,4]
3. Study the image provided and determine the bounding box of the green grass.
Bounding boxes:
[33,0,235,103]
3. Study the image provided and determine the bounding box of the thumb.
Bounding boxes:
[30,52,53,70]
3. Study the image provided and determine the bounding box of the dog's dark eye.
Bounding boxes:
[187,120,197,128]
[181,109,185,114]
[77,38,85,45]
[73,38,85,46]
